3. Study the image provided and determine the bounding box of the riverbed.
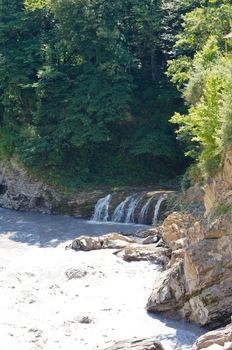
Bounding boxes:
[0,208,204,350]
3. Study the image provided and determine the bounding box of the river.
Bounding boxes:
[0,208,204,350]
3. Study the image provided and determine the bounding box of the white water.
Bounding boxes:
[0,208,204,350]
[152,196,167,225]
[125,195,141,224]
[92,194,112,222]
[92,192,167,225]
[139,197,153,224]
[111,195,133,223]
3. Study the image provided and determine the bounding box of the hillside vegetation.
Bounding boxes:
[0,0,232,188]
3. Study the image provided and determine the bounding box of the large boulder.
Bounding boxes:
[71,233,135,251]
[146,260,186,315]
[115,245,170,266]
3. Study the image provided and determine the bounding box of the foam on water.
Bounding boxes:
[0,208,205,350]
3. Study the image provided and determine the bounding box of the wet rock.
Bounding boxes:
[104,338,164,350]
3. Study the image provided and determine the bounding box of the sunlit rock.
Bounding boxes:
[104,338,164,350]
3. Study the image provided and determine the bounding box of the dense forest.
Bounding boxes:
[0,0,231,188]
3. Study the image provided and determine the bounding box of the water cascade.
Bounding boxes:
[152,195,167,225]
[92,192,168,225]
[112,195,134,222]
[138,197,153,224]
[125,195,141,223]
[91,194,112,222]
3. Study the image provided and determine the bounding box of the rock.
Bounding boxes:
[0,159,62,213]
[146,260,186,315]
[135,227,161,239]
[78,316,93,324]
[115,245,170,266]
[71,233,135,252]
[147,206,232,328]
[71,236,102,251]
[162,212,194,244]
[147,218,232,327]
[104,338,164,350]
[100,233,134,249]
[192,324,232,350]
[142,235,160,245]
[65,268,88,279]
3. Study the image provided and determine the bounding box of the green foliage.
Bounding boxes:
[213,202,232,217]
[0,0,190,187]
[168,0,232,180]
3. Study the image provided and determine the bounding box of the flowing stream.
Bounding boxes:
[0,208,204,350]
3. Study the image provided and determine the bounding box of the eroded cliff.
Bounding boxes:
[146,152,232,329]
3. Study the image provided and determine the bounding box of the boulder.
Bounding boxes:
[104,338,164,350]
[101,233,134,249]
[192,324,232,350]
[146,260,186,315]
[115,245,170,266]
[71,236,102,251]
[71,233,135,252]
[142,235,160,245]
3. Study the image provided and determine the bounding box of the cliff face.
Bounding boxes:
[146,152,232,329]
[0,159,106,217]
[0,159,62,213]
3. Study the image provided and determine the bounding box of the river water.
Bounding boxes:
[0,208,204,350]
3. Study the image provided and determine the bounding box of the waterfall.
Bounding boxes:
[111,195,133,223]
[91,194,112,222]
[92,192,168,225]
[152,195,167,225]
[138,197,153,224]
[125,195,141,223]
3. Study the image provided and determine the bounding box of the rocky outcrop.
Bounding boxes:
[146,210,232,328]
[146,151,232,328]
[103,338,164,350]
[192,323,232,350]
[0,159,62,213]
[0,159,113,216]
[204,151,232,216]
[69,232,170,266]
